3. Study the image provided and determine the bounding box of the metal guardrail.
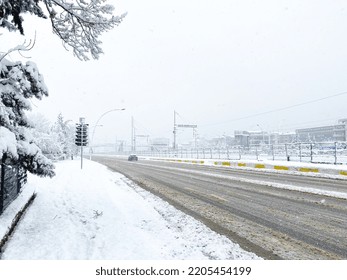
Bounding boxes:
[134,142,347,165]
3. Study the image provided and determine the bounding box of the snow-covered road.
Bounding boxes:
[0,159,260,260]
[93,156,347,259]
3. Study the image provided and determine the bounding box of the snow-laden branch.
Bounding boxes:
[0,0,126,60]
[0,35,36,63]
[45,0,126,60]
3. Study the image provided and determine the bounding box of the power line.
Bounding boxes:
[202,90,347,127]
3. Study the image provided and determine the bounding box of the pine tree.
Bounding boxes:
[0,51,55,177]
[0,0,124,177]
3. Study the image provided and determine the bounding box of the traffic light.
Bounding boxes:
[75,124,89,146]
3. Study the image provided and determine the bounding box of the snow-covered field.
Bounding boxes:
[0,159,260,260]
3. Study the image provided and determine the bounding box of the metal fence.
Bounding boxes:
[134,142,347,165]
[0,158,27,215]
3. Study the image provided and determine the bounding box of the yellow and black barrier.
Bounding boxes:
[153,157,347,177]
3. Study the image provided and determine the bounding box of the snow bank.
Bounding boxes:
[0,159,260,260]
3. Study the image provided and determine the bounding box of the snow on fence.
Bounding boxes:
[134,142,347,165]
[0,159,27,215]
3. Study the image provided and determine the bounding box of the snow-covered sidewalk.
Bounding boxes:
[0,159,260,260]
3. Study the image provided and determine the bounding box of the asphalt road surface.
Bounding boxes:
[92,156,347,260]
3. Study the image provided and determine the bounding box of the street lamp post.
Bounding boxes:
[257,124,265,145]
[90,108,125,160]
[88,124,103,157]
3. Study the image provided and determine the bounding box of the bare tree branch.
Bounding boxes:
[0,34,36,63]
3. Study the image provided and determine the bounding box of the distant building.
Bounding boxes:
[233,119,347,147]
[249,131,270,146]
[270,132,296,144]
[207,136,234,148]
[234,131,250,147]
[151,138,170,151]
[296,119,347,142]
[235,130,271,147]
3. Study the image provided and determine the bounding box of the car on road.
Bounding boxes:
[128,154,138,161]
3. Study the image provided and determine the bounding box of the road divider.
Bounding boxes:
[150,157,347,178]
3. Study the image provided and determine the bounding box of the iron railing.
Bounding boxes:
[0,156,27,215]
[132,142,347,165]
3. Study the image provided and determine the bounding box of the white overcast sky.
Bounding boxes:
[3,0,347,145]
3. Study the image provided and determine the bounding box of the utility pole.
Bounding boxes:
[173,110,177,150]
[135,134,150,151]
[177,124,198,148]
[131,116,135,152]
[257,124,265,145]
[173,110,198,150]
[193,127,198,149]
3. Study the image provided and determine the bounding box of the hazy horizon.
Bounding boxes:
[3,0,347,145]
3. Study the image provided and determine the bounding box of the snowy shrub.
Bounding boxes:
[0,56,55,177]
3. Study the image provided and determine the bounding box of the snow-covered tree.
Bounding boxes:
[0,0,126,60]
[29,113,62,159]
[0,0,124,177]
[51,113,76,159]
[29,113,77,160]
[0,44,55,177]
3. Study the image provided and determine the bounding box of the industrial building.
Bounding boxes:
[234,130,296,147]
[234,119,347,147]
[296,119,347,142]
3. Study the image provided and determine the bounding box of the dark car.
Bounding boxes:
[128,154,138,161]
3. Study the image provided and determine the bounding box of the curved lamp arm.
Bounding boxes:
[90,108,125,158]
